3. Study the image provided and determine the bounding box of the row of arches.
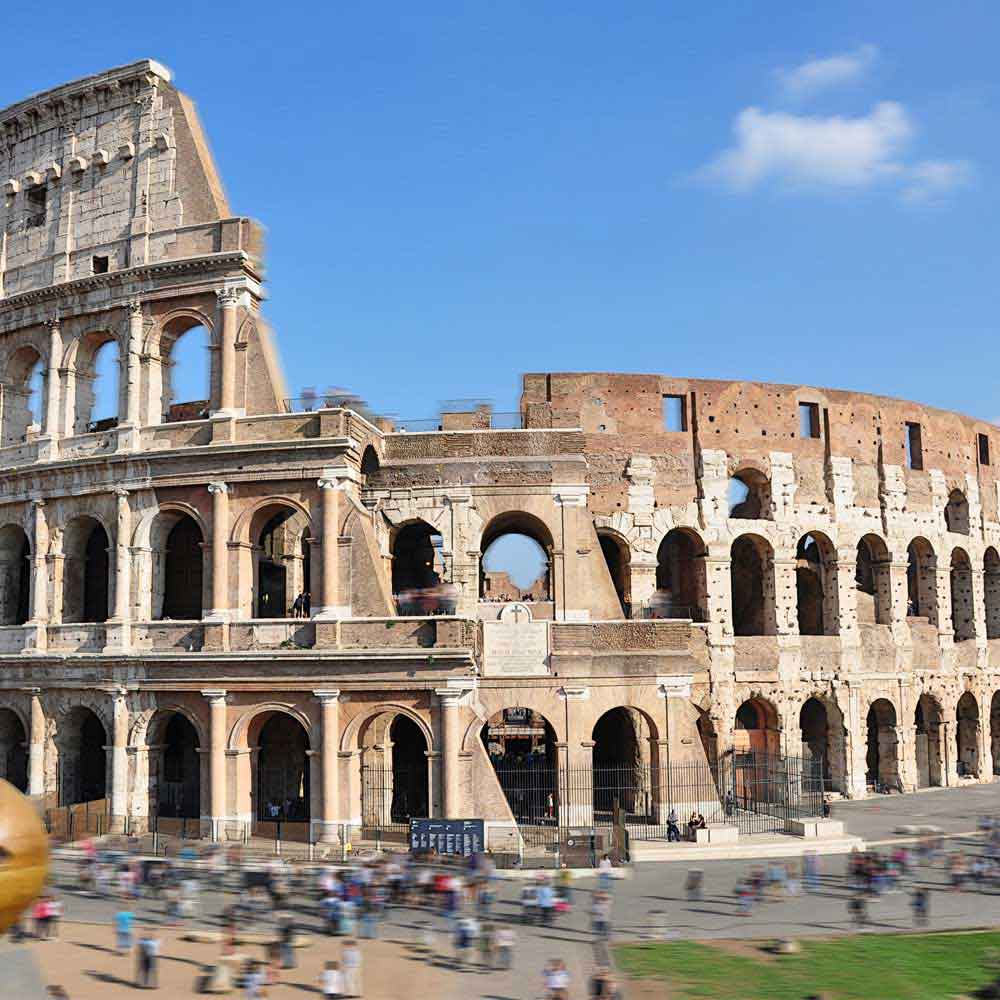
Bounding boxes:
[2,318,210,446]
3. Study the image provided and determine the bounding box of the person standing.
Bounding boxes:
[495,925,515,970]
[278,912,296,969]
[114,903,134,955]
[912,887,930,928]
[342,939,362,998]
[320,960,344,999]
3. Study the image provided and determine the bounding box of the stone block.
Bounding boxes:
[694,825,738,844]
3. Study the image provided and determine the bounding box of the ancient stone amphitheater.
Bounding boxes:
[0,61,996,851]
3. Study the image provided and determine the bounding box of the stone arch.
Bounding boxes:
[728,467,772,519]
[0,523,30,625]
[252,711,312,822]
[360,444,380,478]
[795,531,839,636]
[734,695,781,755]
[229,703,317,752]
[956,691,980,778]
[945,489,971,535]
[479,510,553,602]
[906,537,938,623]
[63,328,121,435]
[56,705,108,806]
[951,547,976,642]
[865,697,899,791]
[591,706,659,819]
[62,514,111,623]
[391,519,448,614]
[799,694,846,793]
[340,703,435,754]
[985,548,1000,640]
[144,310,216,425]
[914,693,945,788]
[0,706,28,791]
[597,528,631,616]
[730,534,776,636]
[1,343,46,445]
[357,707,431,828]
[143,709,203,820]
[856,533,892,626]
[654,527,708,622]
[141,506,207,621]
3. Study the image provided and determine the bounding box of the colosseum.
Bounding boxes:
[0,60,997,854]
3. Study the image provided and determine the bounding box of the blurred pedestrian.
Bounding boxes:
[342,939,362,997]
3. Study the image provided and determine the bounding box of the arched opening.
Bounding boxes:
[480,513,552,604]
[945,489,971,535]
[734,697,780,756]
[914,694,944,788]
[254,713,310,822]
[730,535,775,636]
[250,505,311,619]
[654,528,708,621]
[59,707,107,806]
[0,525,30,626]
[360,445,380,477]
[906,538,937,622]
[73,333,120,434]
[482,708,558,825]
[592,707,654,820]
[360,710,430,836]
[865,699,899,791]
[0,708,28,792]
[951,548,976,642]
[985,548,1000,640]
[956,692,980,778]
[159,319,211,423]
[598,531,630,616]
[991,692,1000,777]
[153,713,201,818]
[159,515,204,620]
[795,533,838,636]
[392,521,448,615]
[63,516,110,623]
[728,469,772,519]
[798,697,846,792]
[2,346,46,445]
[856,534,891,626]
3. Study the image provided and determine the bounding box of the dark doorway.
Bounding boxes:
[0,709,27,792]
[390,715,428,822]
[162,517,203,620]
[83,523,109,622]
[159,714,201,818]
[60,708,107,806]
[256,714,310,820]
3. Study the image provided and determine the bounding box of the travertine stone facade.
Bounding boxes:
[0,63,997,845]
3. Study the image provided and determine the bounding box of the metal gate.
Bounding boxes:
[360,764,422,844]
[718,750,824,834]
[492,763,561,860]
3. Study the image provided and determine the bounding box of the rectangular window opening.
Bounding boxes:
[798,401,821,439]
[662,394,687,432]
[92,255,109,275]
[906,422,923,470]
[979,433,991,466]
[25,184,46,228]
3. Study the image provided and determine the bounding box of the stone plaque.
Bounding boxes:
[483,610,549,677]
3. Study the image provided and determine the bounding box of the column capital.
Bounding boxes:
[45,314,61,331]
[201,689,228,704]
[126,298,143,317]
[19,686,41,695]
[30,497,46,509]
[216,286,241,307]
[657,674,694,699]
[551,484,589,507]
[558,686,590,701]
[113,486,130,500]
[207,481,229,495]
[313,689,341,704]
[435,687,466,704]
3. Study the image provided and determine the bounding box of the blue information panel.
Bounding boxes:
[409,819,485,857]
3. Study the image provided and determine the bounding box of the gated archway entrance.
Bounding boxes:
[957,692,980,778]
[254,713,310,822]
[866,699,899,792]
[59,707,107,807]
[915,694,944,788]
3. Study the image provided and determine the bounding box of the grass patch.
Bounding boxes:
[616,932,1000,999]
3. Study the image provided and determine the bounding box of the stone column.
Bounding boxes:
[315,690,341,842]
[109,689,129,833]
[834,546,860,642]
[119,300,144,450]
[203,690,228,839]
[43,316,62,438]
[887,559,912,643]
[215,288,239,414]
[27,500,48,646]
[207,483,229,620]
[437,689,463,818]
[27,688,45,798]
[315,477,342,619]
[107,488,132,650]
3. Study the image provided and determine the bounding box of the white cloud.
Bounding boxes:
[900,159,974,204]
[699,102,970,204]
[776,44,878,100]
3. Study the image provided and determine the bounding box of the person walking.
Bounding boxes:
[320,960,344,999]
[495,925,515,970]
[912,887,930,928]
[342,939,362,998]
[114,903,134,955]
[136,931,159,989]
[278,912,296,969]
[667,808,681,842]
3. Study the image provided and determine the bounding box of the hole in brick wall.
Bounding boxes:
[92,255,109,274]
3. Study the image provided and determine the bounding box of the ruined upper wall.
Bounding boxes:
[522,373,999,521]
[0,60,254,298]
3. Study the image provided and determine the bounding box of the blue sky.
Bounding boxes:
[5,3,999,423]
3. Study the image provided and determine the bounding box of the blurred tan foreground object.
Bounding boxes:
[0,779,48,932]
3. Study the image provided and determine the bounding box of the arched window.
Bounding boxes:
[728,469,771,519]
[956,692,980,777]
[985,548,1000,640]
[914,694,944,788]
[597,531,630,616]
[479,513,552,605]
[152,712,201,818]
[0,525,30,626]
[592,708,655,820]
[58,707,107,805]
[945,489,970,535]
[2,346,45,445]
[856,534,891,626]
[906,538,937,622]
[734,696,780,755]
[730,535,775,636]
[157,319,211,424]
[392,521,450,615]
[950,548,975,642]
[360,445,380,477]
[654,528,708,621]
[795,533,838,636]
[160,516,204,620]
[866,699,899,791]
[63,516,110,623]
[799,697,846,793]
[253,713,310,822]
[72,332,120,434]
